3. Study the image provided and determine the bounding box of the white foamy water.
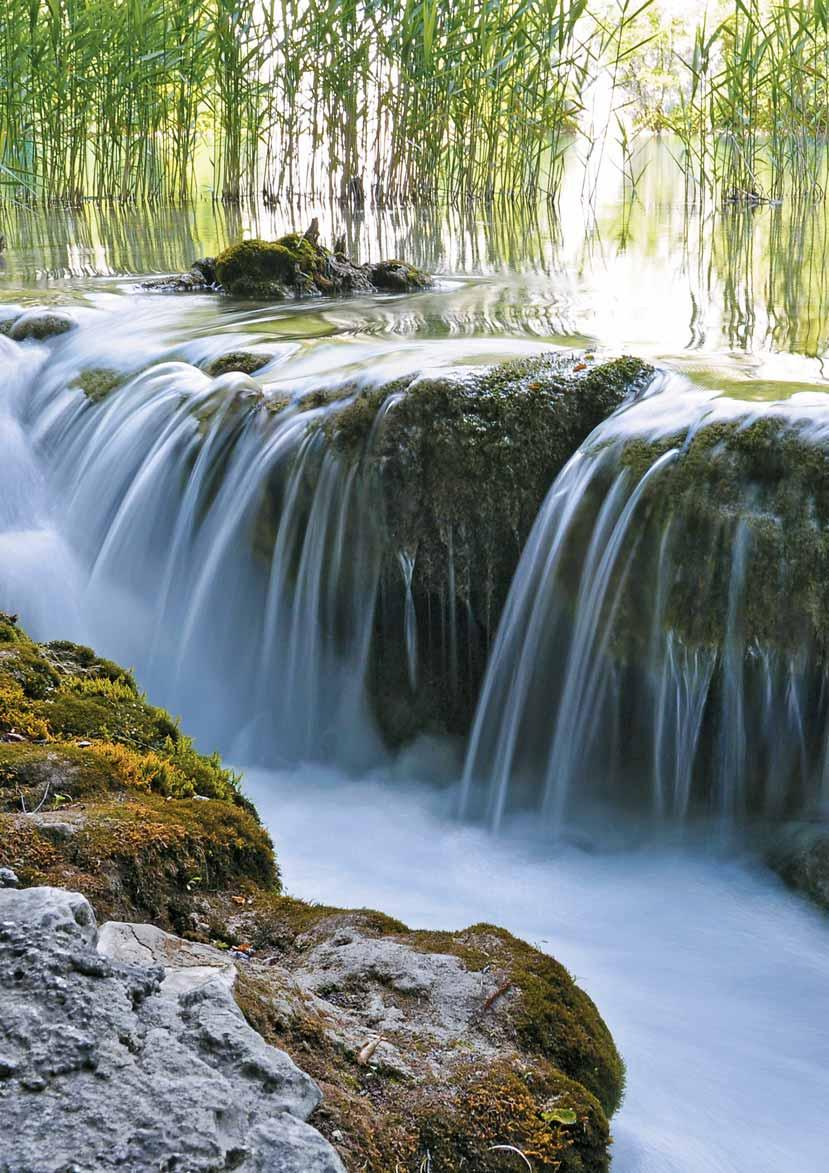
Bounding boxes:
[243,760,829,1173]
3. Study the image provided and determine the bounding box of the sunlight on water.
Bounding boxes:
[2,141,829,397]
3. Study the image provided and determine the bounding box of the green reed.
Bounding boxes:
[2,0,829,206]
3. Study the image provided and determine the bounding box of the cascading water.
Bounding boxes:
[0,304,396,767]
[462,372,829,830]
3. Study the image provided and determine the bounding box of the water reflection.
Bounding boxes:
[2,142,829,394]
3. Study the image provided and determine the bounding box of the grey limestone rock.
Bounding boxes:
[0,887,345,1173]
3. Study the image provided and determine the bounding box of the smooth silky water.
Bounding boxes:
[1,146,828,1170]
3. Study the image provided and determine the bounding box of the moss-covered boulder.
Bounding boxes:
[9,308,77,341]
[212,231,431,300]
[69,366,129,403]
[767,822,829,909]
[0,613,275,926]
[319,352,652,741]
[230,901,623,1172]
[610,415,829,658]
[205,350,272,378]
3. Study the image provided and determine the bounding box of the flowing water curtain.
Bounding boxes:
[16,327,392,764]
[462,393,829,830]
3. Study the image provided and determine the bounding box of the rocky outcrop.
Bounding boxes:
[0,617,626,1171]
[0,886,344,1172]
[141,230,432,299]
[231,901,622,1172]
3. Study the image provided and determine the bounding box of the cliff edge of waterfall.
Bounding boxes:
[323,351,655,745]
[0,614,623,1173]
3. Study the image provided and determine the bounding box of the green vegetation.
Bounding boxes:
[6,0,826,205]
[611,416,829,657]
[213,232,430,297]
[0,612,273,922]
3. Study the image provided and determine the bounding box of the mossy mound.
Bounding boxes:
[0,614,275,924]
[321,352,652,741]
[213,232,431,300]
[9,308,77,341]
[70,366,127,403]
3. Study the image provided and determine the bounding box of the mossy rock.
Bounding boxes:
[366,259,433,293]
[0,612,623,1171]
[70,367,127,403]
[0,613,275,925]
[230,898,622,1172]
[607,415,829,657]
[9,308,77,341]
[213,232,431,300]
[767,822,829,909]
[318,353,652,742]
[206,351,272,378]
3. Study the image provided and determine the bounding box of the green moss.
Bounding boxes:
[408,923,624,1117]
[214,236,325,298]
[416,1058,611,1173]
[320,353,652,741]
[206,351,272,377]
[0,614,277,924]
[611,414,829,657]
[70,367,126,403]
[0,616,242,805]
[0,792,277,924]
[214,233,431,300]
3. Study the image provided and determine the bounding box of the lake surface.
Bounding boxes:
[1,143,827,1171]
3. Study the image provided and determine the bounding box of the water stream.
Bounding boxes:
[1,163,828,1171]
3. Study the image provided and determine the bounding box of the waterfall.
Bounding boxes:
[0,315,390,767]
[462,376,829,828]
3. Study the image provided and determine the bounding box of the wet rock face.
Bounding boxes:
[321,352,654,742]
[0,887,344,1173]
[767,822,829,909]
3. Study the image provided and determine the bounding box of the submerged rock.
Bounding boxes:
[70,365,128,403]
[767,822,829,910]
[206,349,273,378]
[9,308,77,341]
[0,886,344,1172]
[142,229,432,300]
